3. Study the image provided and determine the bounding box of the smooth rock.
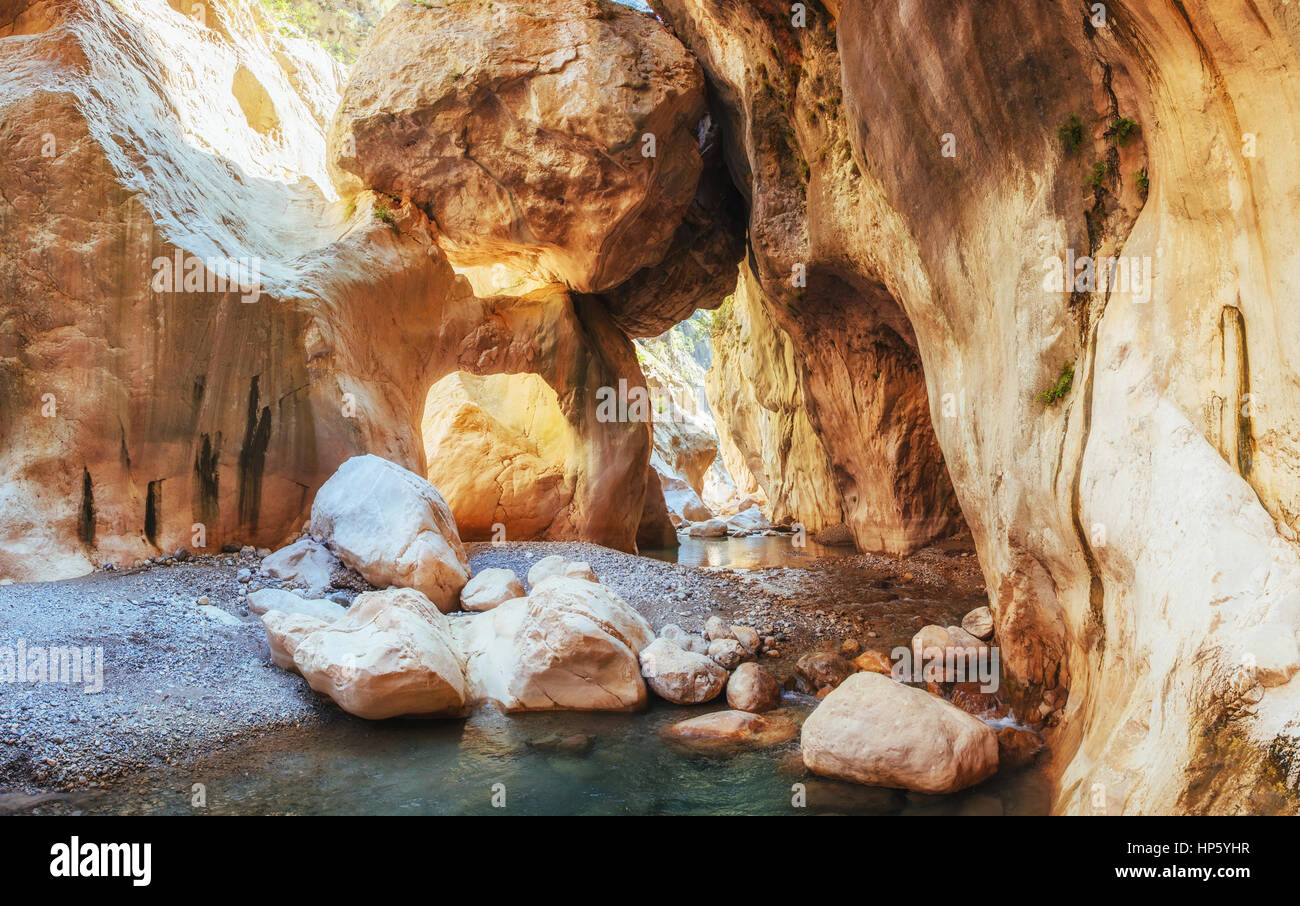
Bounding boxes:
[661,709,799,754]
[309,455,472,613]
[292,587,468,720]
[247,588,347,622]
[726,662,782,712]
[801,673,998,794]
[460,567,526,612]
[259,538,340,597]
[457,575,654,712]
[527,555,598,588]
[639,637,728,704]
[262,611,330,672]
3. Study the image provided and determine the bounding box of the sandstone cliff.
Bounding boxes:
[653,0,1300,813]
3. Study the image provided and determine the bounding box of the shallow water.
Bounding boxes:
[16,698,1050,816]
[642,534,852,569]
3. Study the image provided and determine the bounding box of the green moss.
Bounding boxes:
[1038,361,1075,407]
[1086,160,1107,189]
[1057,114,1085,154]
[373,201,397,227]
[1109,116,1140,146]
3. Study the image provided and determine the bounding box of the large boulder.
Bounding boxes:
[262,611,332,673]
[328,0,706,295]
[660,472,713,522]
[291,587,469,720]
[309,455,472,612]
[801,673,998,794]
[259,539,340,598]
[460,568,525,613]
[457,575,655,712]
[639,637,728,704]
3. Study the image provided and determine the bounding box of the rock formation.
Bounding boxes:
[0,0,657,582]
[327,0,707,295]
[652,0,1300,813]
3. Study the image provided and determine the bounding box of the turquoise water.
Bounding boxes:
[14,698,1050,816]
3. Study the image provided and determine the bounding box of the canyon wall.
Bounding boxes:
[654,0,1300,813]
[0,0,653,579]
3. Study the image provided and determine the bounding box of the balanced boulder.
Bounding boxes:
[309,455,472,613]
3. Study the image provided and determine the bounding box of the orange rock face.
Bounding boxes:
[328,0,707,295]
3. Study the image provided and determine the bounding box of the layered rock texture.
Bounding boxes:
[652,0,1300,813]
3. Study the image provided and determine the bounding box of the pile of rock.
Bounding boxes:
[255,456,656,718]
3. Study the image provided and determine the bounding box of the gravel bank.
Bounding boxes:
[0,534,985,805]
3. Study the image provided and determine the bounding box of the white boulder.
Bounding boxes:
[638,637,728,704]
[458,575,654,712]
[291,587,469,720]
[259,538,339,597]
[801,672,998,794]
[460,567,526,612]
[309,455,472,612]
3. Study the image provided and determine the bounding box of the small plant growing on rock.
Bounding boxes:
[1109,116,1140,146]
[1086,160,1107,189]
[1058,114,1085,154]
[373,201,397,227]
[1133,168,1150,194]
[1038,362,1075,407]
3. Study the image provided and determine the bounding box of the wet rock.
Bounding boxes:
[661,709,799,755]
[726,662,782,713]
[309,455,471,613]
[853,649,893,676]
[460,568,526,612]
[795,651,857,694]
[639,638,728,704]
[801,673,998,794]
[949,682,1008,719]
[997,726,1043,770]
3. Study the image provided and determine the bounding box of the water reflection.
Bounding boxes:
[642,534,852,569]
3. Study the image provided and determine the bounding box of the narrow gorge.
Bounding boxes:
[1,0,1298,820]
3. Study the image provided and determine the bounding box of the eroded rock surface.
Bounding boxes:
[328,0,706,294]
